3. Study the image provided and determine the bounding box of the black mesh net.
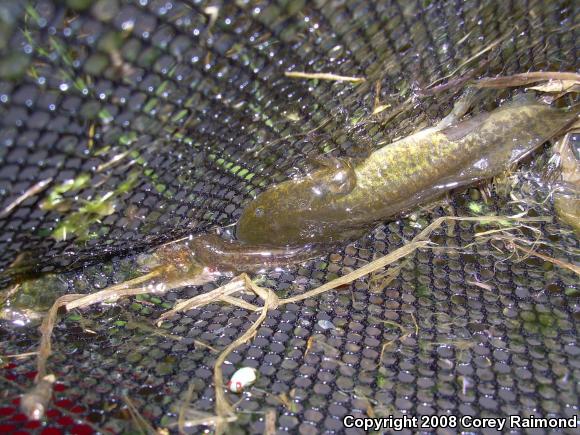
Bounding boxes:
[0,0,579,433]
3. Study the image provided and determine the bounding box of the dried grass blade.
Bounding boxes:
[284,71,365,82]
[473,72,580,88]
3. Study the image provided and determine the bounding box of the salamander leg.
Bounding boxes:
[436,88,482,130]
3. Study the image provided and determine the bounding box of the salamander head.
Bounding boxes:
[236,161,358,246]
[236,179,311,246]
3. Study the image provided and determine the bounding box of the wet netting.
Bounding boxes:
[0,0,579,433]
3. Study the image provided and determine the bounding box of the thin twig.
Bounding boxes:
[65,268,215,311]
[97,151,131,172]
[410,313,419,336]
[466,280,494,291]
[425,35,508,90]
[2,374,102,432]
[0,283,20,305]
[125,315,186,343]
[369,261,406,292]
[64,271,164,310]
[264,409,277,435]
[420,58,491,96]
[157,275,248,325]
[122,394,157,435]
[0,178,53,219]
[369,316,406,333]
[510,242,580,275]
[528,80,579,93]
[20,293,81,420]
[221,295,260,311]
[37,294,83,381]
[178,382,196,435]
[282,240,430,304]
[214,289,273,434]
[1,351,38,359]
[170,411,236,430]
[284,71,366,83]
[473,71,580,88]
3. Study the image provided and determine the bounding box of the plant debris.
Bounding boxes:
[0,283,20,305]
[284,71,366,83]
[20,374,56,420]
[0,178,52,219]
[473,71,580,88]
[122,394,157,435]
[264,409,277,435]
[22,212,559,426]
[528,80,579,93]
[508,241,580,275]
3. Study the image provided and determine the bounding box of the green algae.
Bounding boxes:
[47,171,140,242]
[40,174,92,212]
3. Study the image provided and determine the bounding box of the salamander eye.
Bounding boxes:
[254,207,264,217]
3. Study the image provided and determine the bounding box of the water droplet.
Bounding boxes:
[121,19,135,31]
[317,319,335,330]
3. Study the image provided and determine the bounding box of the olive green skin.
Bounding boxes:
[237,100,577,246]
